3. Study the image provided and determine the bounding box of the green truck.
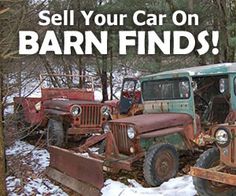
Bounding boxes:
[47,63,236,195]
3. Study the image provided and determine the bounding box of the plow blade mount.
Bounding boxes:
[190,166,236,186]
[46,146,104,196]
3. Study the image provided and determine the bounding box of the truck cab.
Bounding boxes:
[189,64,236,196]
[100,63,236,186]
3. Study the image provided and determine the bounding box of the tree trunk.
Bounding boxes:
[213,7,220,63]
[109,47,113,100]
[101,56,108,102]
[73,0,85,88]
[41,56,61,87]
[78,57,84,89]
[215,0,228,62]
[0,62,6,196]
[188,0,193,12]
[166,0,177,13]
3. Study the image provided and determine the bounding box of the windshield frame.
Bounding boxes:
[141,77,191,101]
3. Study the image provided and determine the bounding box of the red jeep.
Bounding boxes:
[14,74,142,145]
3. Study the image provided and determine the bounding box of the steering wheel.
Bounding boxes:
[122,91,134,99]
[194,93,209,113]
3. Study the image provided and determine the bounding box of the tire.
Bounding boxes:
[143,143,179,186]
[47,119,64,147]
[193,147,236,196]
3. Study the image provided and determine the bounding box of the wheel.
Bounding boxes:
[47,119,64,147]
[143,143,179,186]
[193,147,236,196]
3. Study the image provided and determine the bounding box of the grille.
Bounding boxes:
[80,105,101,126]
[111,123,130,154]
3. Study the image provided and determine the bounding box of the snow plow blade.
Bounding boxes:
[46,146,104,196]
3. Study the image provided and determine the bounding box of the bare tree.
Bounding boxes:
[0,4,10,195]
[0,1,43,194]
[0,65,6,196]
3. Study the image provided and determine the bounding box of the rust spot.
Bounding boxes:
[48,146,104,189]
[190,166,236,186]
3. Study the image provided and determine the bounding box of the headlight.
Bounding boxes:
[35,102,41,111]
[215,128,231,147]
[101,106,111,117]
[70,105,82,117]
[127,127,136,139]
[103,124,110,133]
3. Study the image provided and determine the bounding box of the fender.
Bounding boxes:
[139,127,184,138]
[139,126,193,151]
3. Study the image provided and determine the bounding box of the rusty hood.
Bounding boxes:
[109,113,193,134]
[44,99,103,112]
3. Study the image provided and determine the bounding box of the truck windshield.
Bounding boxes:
[142,78,190,101]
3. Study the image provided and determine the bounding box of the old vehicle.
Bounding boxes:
[191,116,236,192]
[191,135,236,196]
[46,76,142,146]
[14,74,142,144]
[47,63,236,195]
[14,74,96,140]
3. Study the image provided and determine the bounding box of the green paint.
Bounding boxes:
[229,73,236,110]
[141,63,236,135]
[140,133,186,151]
[141,63,236,80]
[139,63,236,152]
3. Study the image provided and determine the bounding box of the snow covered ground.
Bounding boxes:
[6,141,68,196]
[6,141,197,196]
[102,177,197,196]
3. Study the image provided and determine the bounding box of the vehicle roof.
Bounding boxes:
[141,63,236,80]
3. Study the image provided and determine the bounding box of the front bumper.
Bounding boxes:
[75,131,144,171]
[190,166,236,186]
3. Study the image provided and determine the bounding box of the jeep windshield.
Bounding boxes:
[142,78,190,101]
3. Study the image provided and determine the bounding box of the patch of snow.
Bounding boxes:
[4,77,41,115]
[94,87,121,101]
[75,152,90,158]
[6,176,21,193]
[24,178,68,196]
[6,141,35,156]
[6,140,50,172]
[94,89,103,101]
[6,138,197,196]
[89,147,99,152]
[127,179,143,188]
[6,176,68,196]
[6,141,68,195]
[31,148,50,172]
[101,176,197,196]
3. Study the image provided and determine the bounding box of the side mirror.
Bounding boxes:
[219,78,228,94]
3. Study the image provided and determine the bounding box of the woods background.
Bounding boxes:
[0,0,236,195]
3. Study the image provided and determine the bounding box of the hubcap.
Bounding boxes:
[155,150,174,180]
